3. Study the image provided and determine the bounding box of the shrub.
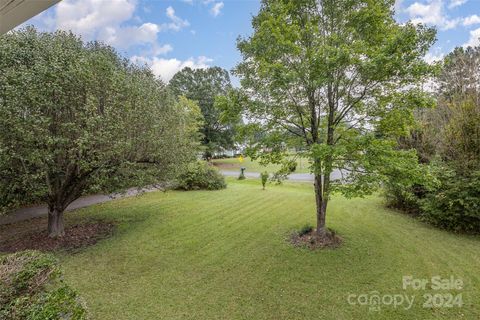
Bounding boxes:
[383,162,436,214]
[383,182,427,214]
[0,250,87,320]
[420,168,480,233]
[260,171,269,190]
[288,161,297,173]
[384,160,480,234]
[176,161,226,191]
[298,224,313,236]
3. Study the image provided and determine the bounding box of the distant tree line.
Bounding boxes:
[385,46,480,233]
[168,67,241,160]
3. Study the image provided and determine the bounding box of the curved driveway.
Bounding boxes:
[0,170,343,225]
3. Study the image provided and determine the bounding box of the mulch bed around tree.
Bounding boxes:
[0,218,115,253]
[290,229,343,250]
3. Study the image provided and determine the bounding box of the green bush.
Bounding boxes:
[23,285,87,320]
[420,169,480,233]
[0,250,87,320]
[383,162,435,214]
[298,224,314,236]
[176,161,226,191]
[288,161,297,173]
[383,182,426,214]
[384,161,480,234]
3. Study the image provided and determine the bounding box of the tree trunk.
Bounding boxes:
[48,208,65,238]
[314,173,328,237]
[318,195,328,237]
[314,83,335,238]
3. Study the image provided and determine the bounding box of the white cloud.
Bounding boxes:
[23,10,56,31]
[423,45,445,64]
[131,56,213,82]
[52,1,203,82]
[394,0,404,13]
[424,52,444,64]
[101,22,161,49]
[405,0,459,30]
[164,6,190,31]
[55,0,136,40]
[464,27,480,47]
[152,44,174,55]
[130,55,152,66]
[463,15,480,26]
[163,0,224,19]
[210,2,224,17]
[152,56,212,82]
[448,0,468,8]
[55,1,189,37]
[42,0,189,53]
[52,0,171,50]
[443,19,460,30]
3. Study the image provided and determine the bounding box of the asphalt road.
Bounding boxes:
[220,169,343,182]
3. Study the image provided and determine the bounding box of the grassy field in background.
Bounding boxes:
[56,178,480,319]
[211,156,311,173]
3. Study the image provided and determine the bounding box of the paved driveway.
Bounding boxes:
[0,186,160,226]
[0,170,343,225]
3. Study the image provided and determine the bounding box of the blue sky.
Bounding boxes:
[25,0,480,83]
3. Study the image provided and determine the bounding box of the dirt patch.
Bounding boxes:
[0,220,114,253]
[290,228,343,250]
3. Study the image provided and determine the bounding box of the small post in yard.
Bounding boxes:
[261,171,268,190]
[238,167,246,180]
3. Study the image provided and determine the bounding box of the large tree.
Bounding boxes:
[233,0,436,239]
[169,67,236,158]
[0,28,202,237]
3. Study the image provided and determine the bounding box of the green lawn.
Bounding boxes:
[59,178,479,319]
[212,156,311,173]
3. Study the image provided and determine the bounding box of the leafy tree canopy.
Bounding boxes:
[231,0,436,237]
[169,66,238,158]
[0,27,202,237]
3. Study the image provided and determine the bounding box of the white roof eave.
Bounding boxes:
[0,0,60,35]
